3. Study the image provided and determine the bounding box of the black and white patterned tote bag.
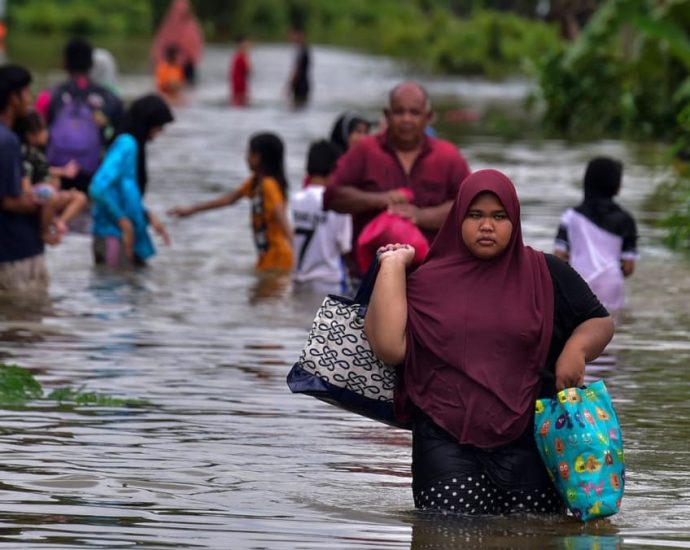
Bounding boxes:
[287,259,410,429]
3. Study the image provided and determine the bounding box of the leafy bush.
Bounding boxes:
[9,0,152,36]
[7,0,559,78]
[536,0,690,140]
[534,0,690,247]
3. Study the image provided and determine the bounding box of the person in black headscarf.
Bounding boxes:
[89,94,174,267]
[329,112,371,155]
[554,157,639,311]
[287,26,310,108]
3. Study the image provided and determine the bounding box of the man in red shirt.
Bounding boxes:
[323,81,471,276]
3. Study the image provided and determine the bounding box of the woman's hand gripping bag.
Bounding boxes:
[355,189,429,275]
[534,380,624,521]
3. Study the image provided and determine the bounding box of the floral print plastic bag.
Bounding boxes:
[534,380,624,521]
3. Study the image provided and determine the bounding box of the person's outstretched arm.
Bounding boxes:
[364,244,415,365]
[167,187,244,217]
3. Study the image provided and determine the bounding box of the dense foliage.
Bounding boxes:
[535,0,690,248]
[7,0,562,79]
[213,0,562,78]
[537,0,690,140]
[7,0,153,35]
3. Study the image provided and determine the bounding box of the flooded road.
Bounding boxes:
[0,43,689,549]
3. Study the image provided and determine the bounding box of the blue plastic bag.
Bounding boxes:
[534,380,624,521]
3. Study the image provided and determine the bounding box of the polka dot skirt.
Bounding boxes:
[413,473,563,515]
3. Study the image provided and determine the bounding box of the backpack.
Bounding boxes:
[46,84,103,175]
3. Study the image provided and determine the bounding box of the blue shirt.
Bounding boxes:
[0,123,44,263]
[89,134,154,261]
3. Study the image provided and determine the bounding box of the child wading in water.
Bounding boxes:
[89,94,174,268]
[554,157,638,312]
[15,111,87,244]
[292,140,351,294]
[155,44,185,100]
[168,132,293,272]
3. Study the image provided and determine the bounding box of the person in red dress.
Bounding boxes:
[229,36,251,107]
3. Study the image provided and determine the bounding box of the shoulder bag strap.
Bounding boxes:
[353,256,380,313]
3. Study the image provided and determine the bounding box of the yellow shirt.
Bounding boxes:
[238,176,293,271]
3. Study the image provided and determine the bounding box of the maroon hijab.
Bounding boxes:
[398,169,554,448]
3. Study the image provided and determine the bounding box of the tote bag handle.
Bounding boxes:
[353,255,380,316]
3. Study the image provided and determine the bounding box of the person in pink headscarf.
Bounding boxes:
[151,0,204,85]
[364,169,614,515]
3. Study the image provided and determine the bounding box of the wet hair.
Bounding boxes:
[388,81,431,111]
[122,94,175,195]
[0,64,32,112]
[249,132,289,201]
[124,94,175,138]
[583,157,623,201]
[329,112,370,153]
[13,111,45,144]
[64,37,93,74]
[307,140,341,177]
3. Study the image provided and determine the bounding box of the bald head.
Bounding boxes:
[384,81,433,151]
[388,81,431,112]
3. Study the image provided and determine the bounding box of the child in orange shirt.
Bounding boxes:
[155,45,185,98]
[168,132,293,272]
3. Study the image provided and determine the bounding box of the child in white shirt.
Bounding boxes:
[292,140,352,293]
[554,157,638,311]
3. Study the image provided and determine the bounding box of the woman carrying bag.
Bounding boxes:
[364,169,614,515]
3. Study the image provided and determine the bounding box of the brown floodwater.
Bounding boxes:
[0,40,688,549]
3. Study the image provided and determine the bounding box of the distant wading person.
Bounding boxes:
[229,36,251,107]
[554,157,638,312]
[329,112,371,155]
[151,0,204,85]
[0,64,51,293]
[287,27,310,108]
[292,140,351,294]
[35,37,124,195]
[323,81,471,279]
[89,95,174,268]
[155,44,186,100]
[168,132,293,273]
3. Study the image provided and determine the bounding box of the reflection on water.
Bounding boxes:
[0,42,688,548]
[407,512,624,550]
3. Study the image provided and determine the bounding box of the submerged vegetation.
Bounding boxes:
[0,364,147,408]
